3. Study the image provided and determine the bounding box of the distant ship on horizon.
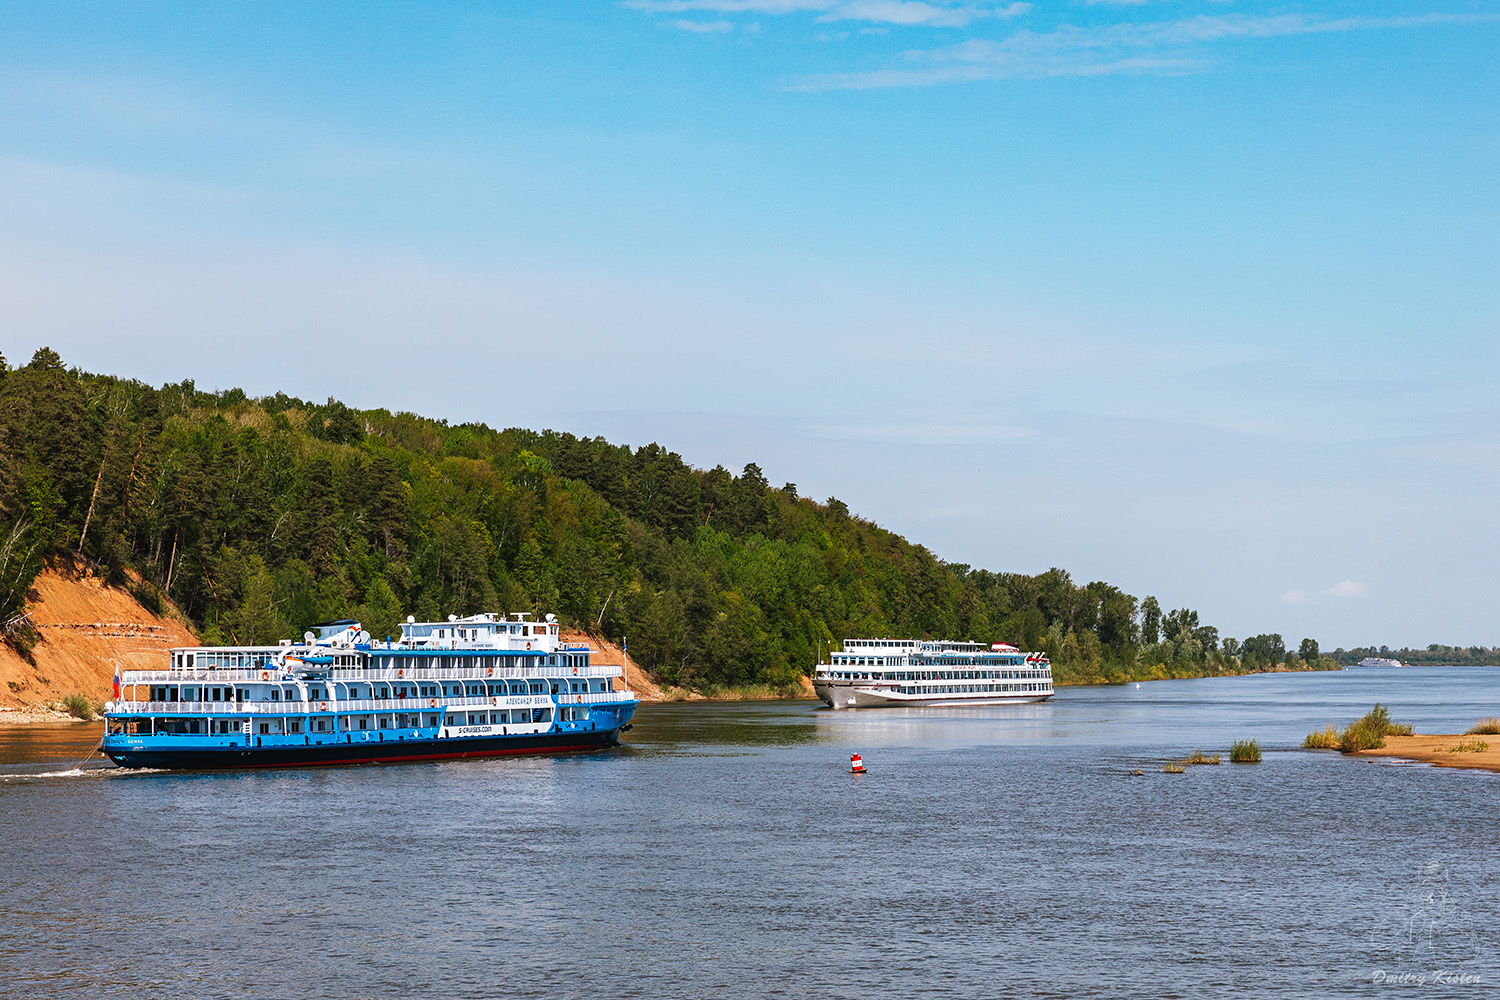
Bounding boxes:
[1356,656,1404,668]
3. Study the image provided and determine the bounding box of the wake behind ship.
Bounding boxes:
[100,612,638,769]
[812,638,1053,709]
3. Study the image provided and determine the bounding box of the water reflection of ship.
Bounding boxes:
[812,638,1054,709]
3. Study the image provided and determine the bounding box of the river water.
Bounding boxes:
[2,666,1497,998]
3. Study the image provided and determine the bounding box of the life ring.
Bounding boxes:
[429,698,437,708]
[491,697,497,706]
[397,668,404,678]
[487,667,494,677]
[319,701,328,712]
[260,671,269,681]
[576,695,582,703]
[572,666,578,675]
[525,641,531,650]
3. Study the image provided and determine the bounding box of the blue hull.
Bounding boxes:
[102,727,626,770]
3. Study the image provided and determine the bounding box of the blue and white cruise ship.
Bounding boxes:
[100,612,638,769]
[812,638,1054,709]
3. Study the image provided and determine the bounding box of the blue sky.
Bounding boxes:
[2,2,1497,647]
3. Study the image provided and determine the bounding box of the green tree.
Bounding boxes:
[1242,633,1285,667]
[27,347,64,371]
[234,556,285,645]
[1139,595,1161,644]
[358,575,404,644]
[0,520,43,652]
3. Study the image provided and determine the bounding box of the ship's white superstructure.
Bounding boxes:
[812,638,1053,709]
[101,611,638,769]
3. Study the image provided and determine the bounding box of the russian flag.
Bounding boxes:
[112,665,121,701]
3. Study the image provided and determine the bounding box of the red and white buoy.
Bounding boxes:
[850,753,866,774]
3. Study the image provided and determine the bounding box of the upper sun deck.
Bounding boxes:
[395,612,563,652]
[149,611,584,682]
[834,638,996,656]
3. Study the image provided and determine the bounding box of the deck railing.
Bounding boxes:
[118,663,623,684]
[106,689,636,715]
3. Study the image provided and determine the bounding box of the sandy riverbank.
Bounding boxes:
[0,706,98,726]
[1349,733,1500,773]
[1,562,198,719]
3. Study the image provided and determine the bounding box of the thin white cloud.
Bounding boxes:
[1325,579,1369,599]
[626,1,829,11]
[626,0,1030,26]
[1281,580,1368,605]
[672,18,736,31]
[820,2,988,27]
[795,11,1500,89]
[820,2,1030,26]
[806,421,1034,444]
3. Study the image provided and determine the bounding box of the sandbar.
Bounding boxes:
[1350,734,1500,773]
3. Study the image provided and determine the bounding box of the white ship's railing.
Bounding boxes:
[106,690,638,714]
[814,667,1052,677]
[119,664,623,684]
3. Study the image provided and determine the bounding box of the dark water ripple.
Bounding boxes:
[3,667,1498,998]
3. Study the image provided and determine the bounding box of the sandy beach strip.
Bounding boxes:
[1351,734,1500,773]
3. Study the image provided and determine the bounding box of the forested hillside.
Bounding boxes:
[0,347,1320,690]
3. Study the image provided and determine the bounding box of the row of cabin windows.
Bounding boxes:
[422,623,554,640]
[170,651,354,670]
[910,657,1024,667]
[167,650,589,673]
[825,670,1046,682]
[146,680,607,703]
[454,709,555,726]
[115,708,558,737]
[898,683,1048,694]
[338,682,544,699]
[831,656,1024,668]
[151,686,246,702]
[369,652,587,670]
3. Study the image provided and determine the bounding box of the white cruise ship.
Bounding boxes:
[812,638,1054,709]
[100,611,638,769]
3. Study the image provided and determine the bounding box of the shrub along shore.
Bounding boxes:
[1304,707,1500,773]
